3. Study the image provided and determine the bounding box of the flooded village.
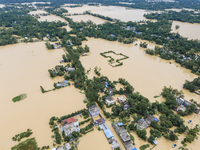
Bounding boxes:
[1,1,200,150]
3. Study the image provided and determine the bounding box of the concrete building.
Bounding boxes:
[52,143,71,150]
[137,115,156,130]
[93,118,105,126]
[62,117,80,136]
[176,97,199,114]
[64,67,75,72]
[105,96,115,106]
[113,122,136,150]
[117,96,127,103]
[88,105,100,117]
[124,102,131,110]
[56,80,68,87]
[81,53,87,56]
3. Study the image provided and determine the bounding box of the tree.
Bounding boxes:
[147,135,155,144]
[175,25,180,29]
[136,129,147,141]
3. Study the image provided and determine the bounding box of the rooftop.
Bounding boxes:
[113,122,135,150]
[93,118,106,126]
[137,115,155,130]
[62,117,76,126]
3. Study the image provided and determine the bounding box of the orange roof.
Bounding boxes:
[62,117,76,126]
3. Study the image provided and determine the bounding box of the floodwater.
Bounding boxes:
[29,10,71,31]
[63,4,200,39]
[81,37,200,150]
[68,15,108,24]
[29,10,48,15]
[81,38,199,101]
[38,15,67,22]
[1,5,200,150]
[62,5,147,22]
[171,21,200,40]
[0,42,86,150]
[78,128,111,150]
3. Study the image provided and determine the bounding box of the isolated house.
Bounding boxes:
[89,105,100,117]
[117,96,127,103]
[105,96,115,106]
[56,80,68,87]
[65,67,75,72]
[124,102,130,110]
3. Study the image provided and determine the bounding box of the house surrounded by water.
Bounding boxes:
[61,117,80,136]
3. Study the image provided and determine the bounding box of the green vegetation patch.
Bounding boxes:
[12,94,27,102]
[11,138,38,150]
[100,50,129,67]
[139,144,150,150]
[12,129,33,142]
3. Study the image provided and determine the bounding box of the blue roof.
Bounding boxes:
[118,122,123,126]
[131,148,137,150]
[154,118,159,122]
[104,129,114,139]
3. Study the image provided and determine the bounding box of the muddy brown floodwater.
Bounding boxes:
[81,38,198,102]
[68,14,108,24]
[29,10,71,31]
[1,5,200,150]
[62,4,147,22]
[63,4,200,40]
[80,38,200,150]
[171,21,200,40]
[0,42,86,150]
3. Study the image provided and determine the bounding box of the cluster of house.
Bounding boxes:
[157,48,194,61]
[113,122,137,150]
[105,94,130,109]
[136,115,159,145]
[175,97,199,114]
[150,34,174,41]
[117,96,131,110]
[122,26,142,35]
[52,43,61,49]
[102,81,131,110]
[88,105,121,150]
[52,143,71,150]
[52,117,80,150]
[56,80,68,87]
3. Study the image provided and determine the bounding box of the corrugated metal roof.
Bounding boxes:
[104,129,114,139]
